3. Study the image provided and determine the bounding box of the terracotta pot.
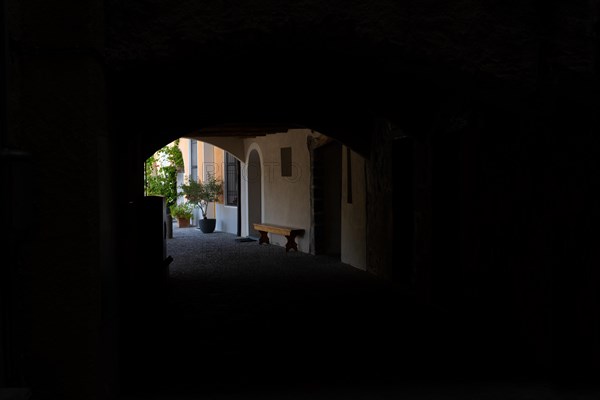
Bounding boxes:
[177,217,191,228]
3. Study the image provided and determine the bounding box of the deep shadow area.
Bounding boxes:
[4,2,600,399]
[118,227,573,399]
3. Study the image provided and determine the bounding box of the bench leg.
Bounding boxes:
[258,230,269,245]
[285,234,298,252]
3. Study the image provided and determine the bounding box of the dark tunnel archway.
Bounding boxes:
[5,1,600,397]
[105,18,600,396]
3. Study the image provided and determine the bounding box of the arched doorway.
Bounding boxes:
[247,149,262,239]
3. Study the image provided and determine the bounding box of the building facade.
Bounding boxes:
[177,129,367,270]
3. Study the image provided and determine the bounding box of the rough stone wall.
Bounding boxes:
[435,82,600,380]
[5,1,112,399]
[366,72,600,379]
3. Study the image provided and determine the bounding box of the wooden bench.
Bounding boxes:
[253,223,305,252]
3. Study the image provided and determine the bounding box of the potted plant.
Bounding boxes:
[169,202,194,228]
[179,173,224,233]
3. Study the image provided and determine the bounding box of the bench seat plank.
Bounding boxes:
[253,223,305,252]
[253,223,303,236]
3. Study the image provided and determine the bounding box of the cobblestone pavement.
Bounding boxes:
[120,226,596,400]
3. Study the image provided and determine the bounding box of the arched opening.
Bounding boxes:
[108,55,471,396]
[246,148,262,239]
[120,127,382,397]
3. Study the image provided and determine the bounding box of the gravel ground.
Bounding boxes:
[120,226,594,399]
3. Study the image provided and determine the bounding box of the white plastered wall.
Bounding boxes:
[239,131,367,270]
[216,204,237,234]
[241,129,312,253]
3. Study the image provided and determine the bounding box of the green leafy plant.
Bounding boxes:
[179,173,224,219]
[169,202,194,220]
[144,139,185,210]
